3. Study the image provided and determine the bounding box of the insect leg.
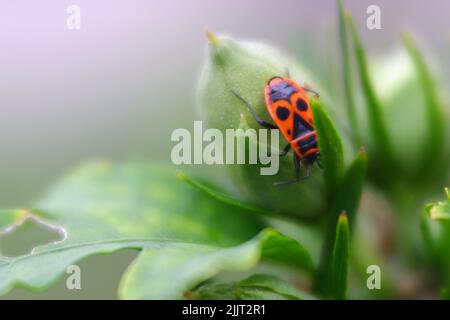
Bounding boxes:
[303,164,312,179]
[316,157,323,169]
[301,84,320,98]
[294,153,301,179]
[278,143,291,157]
[231,90,277,129]
[273,154,303,186]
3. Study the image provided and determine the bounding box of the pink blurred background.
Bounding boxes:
[1,1,450,207]
[1,0,450,300]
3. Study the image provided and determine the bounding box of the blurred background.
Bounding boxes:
[1,0,449,299]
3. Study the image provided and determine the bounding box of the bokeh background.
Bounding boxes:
[1,0,449,299]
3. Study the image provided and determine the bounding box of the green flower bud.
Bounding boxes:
[197,32,327,219]
[370,48,422,171]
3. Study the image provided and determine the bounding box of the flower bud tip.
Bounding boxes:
[205,29,219,46]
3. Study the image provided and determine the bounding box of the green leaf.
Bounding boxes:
[311,99,345,192]
[118,229,313,299]
[338,0,360,148]
[331,212,350,300]
[192,274,316,300]
[176,171,279,218]
[420,207,435,259]
[314,149,366,295]
[347,14,396,179]
[333,148,367,232]
[0,162,271,297]
[0,210,27,230]
[402,34,446,183]
[0,165,313,299]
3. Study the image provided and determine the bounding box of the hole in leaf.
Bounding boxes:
[0,214,66,257]
[3,249,139,299]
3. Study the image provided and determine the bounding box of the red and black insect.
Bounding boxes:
[232,76,321,186]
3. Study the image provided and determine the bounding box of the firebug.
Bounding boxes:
[232,76,321,185]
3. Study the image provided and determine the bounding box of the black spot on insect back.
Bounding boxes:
[276,107,290,120]
[296,98,308,111]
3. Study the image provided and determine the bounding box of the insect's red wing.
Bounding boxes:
[264,85,295,142]
[264,77,314,143]
[284,78,314,128]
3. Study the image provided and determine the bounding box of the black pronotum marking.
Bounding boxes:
[269,81,297,101]
[276,107,290,120]
[296,98,308,111]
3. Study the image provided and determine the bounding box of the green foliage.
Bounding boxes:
[192,274,316,300]
[422,189,450,294]
[338,2,449,299]
[314,149,366,296]
[333,149,367,233]
[347,14,397,184]
[340,2,449,193]
[0,210,25,230]
[402,34,446,187]
[2,0,449,301]
[120,229,312,299]
[176,171,276,218]
[0,163,311,298]
[338,0,359,148]
[331,213,350,300]
[311,99,344,192]
[198,32,329,219]
[426,188,450,221]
